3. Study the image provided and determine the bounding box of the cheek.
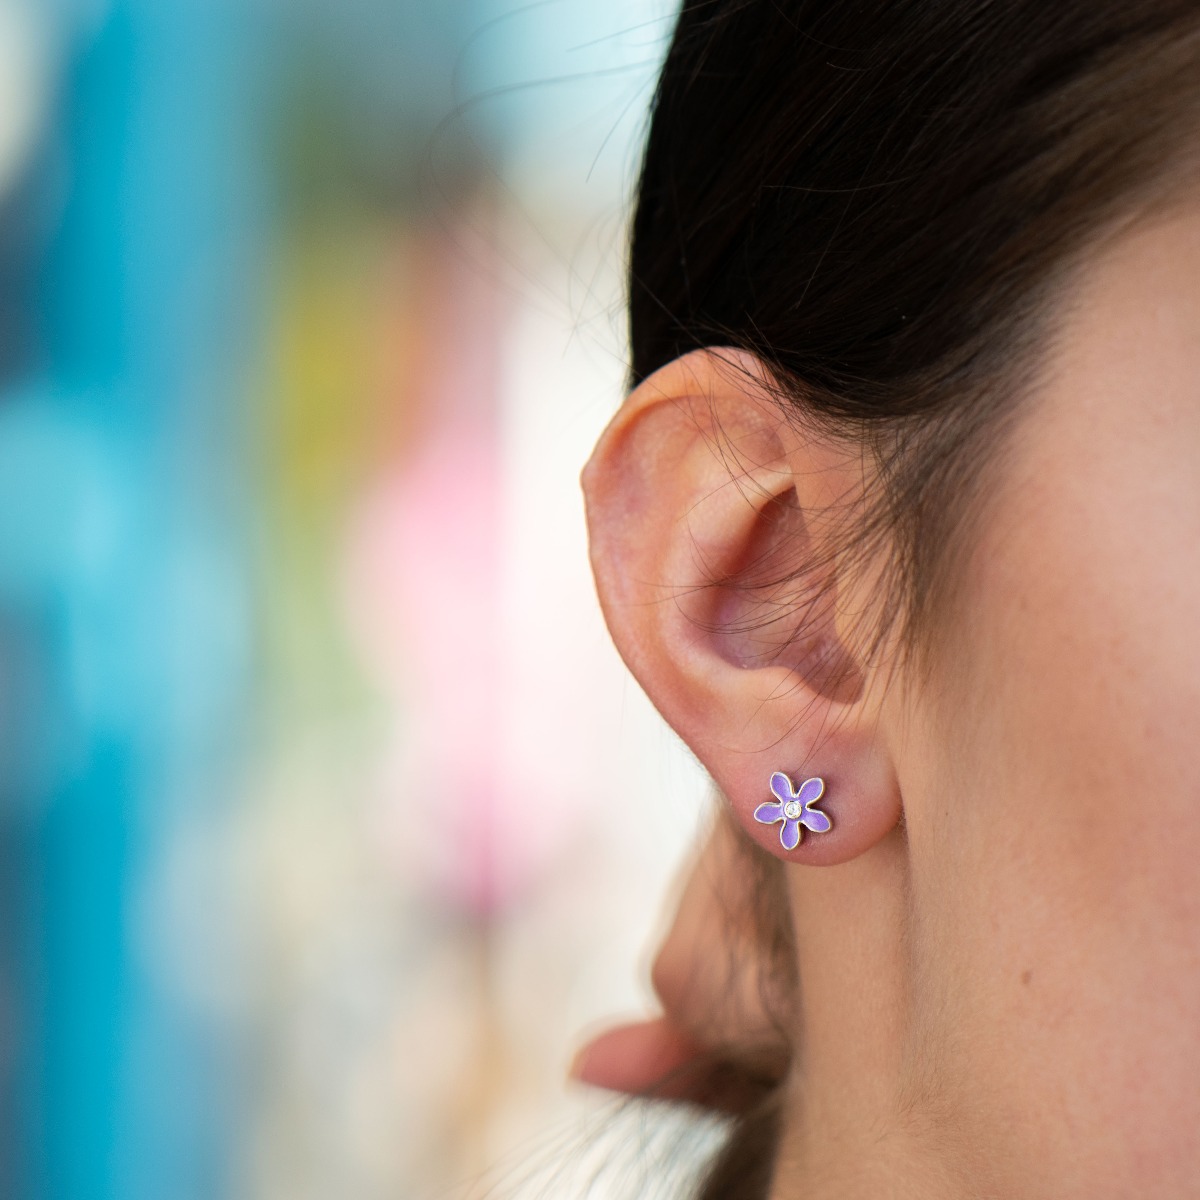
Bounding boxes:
[965,331,1200,933]
[908,372,1200,1175]
[939,209,1200,930]
[895,211,1200,1184]
[985,488,1200,895]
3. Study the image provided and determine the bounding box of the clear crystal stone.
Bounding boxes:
[784,800,801,819]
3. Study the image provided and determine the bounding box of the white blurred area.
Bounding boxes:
[0,0,49,197]
[0,0,718,1193]
[138,2,713,1196]
[242,246,709,1194]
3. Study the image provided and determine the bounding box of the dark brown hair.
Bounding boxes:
[631,0,1200,679]
[626,2,1200,1195]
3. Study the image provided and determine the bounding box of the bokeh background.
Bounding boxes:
[0,0,717,1196]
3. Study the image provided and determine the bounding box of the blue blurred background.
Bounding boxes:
[0,1,709,1196]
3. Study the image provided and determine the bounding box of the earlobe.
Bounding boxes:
[581,348,902,865]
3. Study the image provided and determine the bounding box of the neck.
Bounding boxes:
[770,826,965,1199]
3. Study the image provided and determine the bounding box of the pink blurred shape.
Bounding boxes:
[344,413,576,916]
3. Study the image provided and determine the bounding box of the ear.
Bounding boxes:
[581,349,900,865]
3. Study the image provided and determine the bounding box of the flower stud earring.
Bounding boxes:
[754,771,831,850]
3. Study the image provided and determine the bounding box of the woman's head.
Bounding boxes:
[629,0,1200,671]
[578,2,1200,1195]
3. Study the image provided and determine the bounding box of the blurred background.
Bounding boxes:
[0,0,717,1196]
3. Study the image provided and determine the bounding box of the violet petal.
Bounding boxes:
[780,817,802,851]
[800,807,831,834]
[754,801,784,826]
[796,777,825,806]
[769,772,796,805]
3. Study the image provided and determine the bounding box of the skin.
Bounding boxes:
[576,203,1200,1197]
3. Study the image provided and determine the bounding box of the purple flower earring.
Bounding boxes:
[754,771,831,851]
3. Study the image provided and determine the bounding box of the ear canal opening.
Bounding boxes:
[696,485,865,705]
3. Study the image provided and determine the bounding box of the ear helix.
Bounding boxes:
[753,771,831,851]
